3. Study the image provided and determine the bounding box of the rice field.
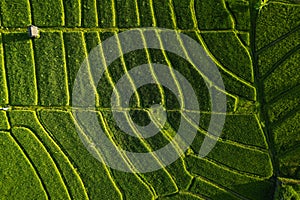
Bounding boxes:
[0,0,299,199]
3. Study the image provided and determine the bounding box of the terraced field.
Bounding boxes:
[0,0,299,199]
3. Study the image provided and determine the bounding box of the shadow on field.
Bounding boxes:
[210,180,275,200]
[3,33,30,42]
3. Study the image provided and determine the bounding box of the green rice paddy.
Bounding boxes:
[0,0,299,199]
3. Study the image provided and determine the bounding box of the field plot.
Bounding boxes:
[3,33,37,105]
[0,0,299,199]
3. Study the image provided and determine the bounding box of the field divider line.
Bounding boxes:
[1,35,11,105]
[61,32,70,105]
[189,0,198,29]
[194,176,249,200]
[94,0,99,27]
[134,0,141,26]
[111,0,117,27]
[139,30,166,106]
[256,24,300,55]
[215,87,239,112]
[0,26,248,34]
[34,113,85,200]
[7,130,50,199]
[0,35,9,105]
[190,1,246,35]
[149,0,157,27]
[78,0,82,26]
[72,111,157,198]
[28,0,34,24]
[6,110,50,197]
[59,0,65,26]
[28,0,40,105]
[261,44,300,81]
[254,114,269,150]
[278,177,300,184]
[114,31,141,107]
[7,105,258,115]
[123,105,270,179]
[169,0,178,29]
[82,32,100,106]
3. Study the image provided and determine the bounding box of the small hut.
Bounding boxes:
[28,25,39,38]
